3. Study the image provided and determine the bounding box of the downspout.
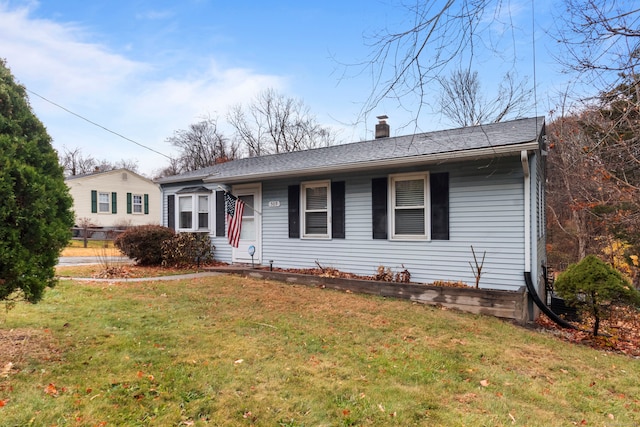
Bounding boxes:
[521,151,531,273]
[521,150,577,330]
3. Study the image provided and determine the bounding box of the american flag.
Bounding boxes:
[225,192,245,248]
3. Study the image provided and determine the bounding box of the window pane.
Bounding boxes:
[98,193,109,212]
[179,196,192,229]
[239,195,254,216]
[305,212,328,234]
[306,187,327,210]
[180,212,192,229]
[395,209,425,234]
[395,179,424,207]
[198,196,208,212]
[240,217,255,240]
[179,197,192,211]
[198,212,208,229]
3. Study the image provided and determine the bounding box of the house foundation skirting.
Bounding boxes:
[215,268,528,323]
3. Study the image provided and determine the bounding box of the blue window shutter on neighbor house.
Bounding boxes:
[430,172,449,240]
[371,177,388,239]
[127,193,132,214]
[91,190,97,213]
[111,192,117,214]
[144,194,149,214]
[288,185,300,238]
[331,181,345,239]
[167,195,175,230]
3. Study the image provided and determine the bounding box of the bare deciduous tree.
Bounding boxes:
[438,69,532,127]
[228,88,336,156]
[356,0,524,124]
[59,147,140,176]
[166,117,239,172]
[546,110,603,264]
[553,0,639,85]
[59,147,97,176]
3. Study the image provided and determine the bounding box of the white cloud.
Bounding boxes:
[0,2,286,176]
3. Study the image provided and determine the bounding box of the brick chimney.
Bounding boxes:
[375,115,390,139]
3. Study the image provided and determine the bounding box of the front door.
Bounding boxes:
[232,183,261,264]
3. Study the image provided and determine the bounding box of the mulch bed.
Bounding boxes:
[535,306,640,357]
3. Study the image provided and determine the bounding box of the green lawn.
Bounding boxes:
[1,275,639,426]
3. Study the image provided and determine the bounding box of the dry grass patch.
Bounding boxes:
[1,276,639,426]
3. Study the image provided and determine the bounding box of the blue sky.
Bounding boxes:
[0,0,569,177]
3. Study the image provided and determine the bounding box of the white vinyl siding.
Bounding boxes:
[66,169,161,227]
[301,180,331,239]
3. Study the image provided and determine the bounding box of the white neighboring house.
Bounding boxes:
[66,168,161,230]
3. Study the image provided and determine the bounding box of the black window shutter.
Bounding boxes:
[215,191,226,237]
[111,192,117,214]
[371,177,388,239]
[127,193,132,214]
[167,195,175,230]
[288,185,300,238]
[91,190,97,213]
[331,181,345,239]
[144,194,149,214]
[430,172,449,240]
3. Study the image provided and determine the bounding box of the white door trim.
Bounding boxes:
[231,183,262,264]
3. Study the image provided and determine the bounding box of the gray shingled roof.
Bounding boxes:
[157,116,544,184]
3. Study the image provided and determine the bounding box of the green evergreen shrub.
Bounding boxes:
[0,59,74,303]
[554,254,640,336]
[114,225,175,266]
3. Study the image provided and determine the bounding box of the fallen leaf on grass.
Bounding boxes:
[44,383,58,396]
[480,379,490,387]
[1,362,13,377]
[0,399,7,407]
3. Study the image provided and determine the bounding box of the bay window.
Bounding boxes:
[176,188,211,231]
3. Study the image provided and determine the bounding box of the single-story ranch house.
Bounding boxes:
[157,116,547,320]
[66,168,161,231]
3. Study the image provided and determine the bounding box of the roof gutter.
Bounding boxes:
[203,141,540,184]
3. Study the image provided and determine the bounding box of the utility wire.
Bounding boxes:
[26,88,172,160]
[531,0,538,121]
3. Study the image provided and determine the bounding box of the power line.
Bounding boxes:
[26,89,172,160]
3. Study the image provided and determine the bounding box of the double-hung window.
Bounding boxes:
[198,195,209,230]
[301,180,331,238]
[98,192,110,213]
[390,173,429,240]
[178,196,193,229]
[132,194,143,213]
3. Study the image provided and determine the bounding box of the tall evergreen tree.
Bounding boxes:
[0,59,74,303]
